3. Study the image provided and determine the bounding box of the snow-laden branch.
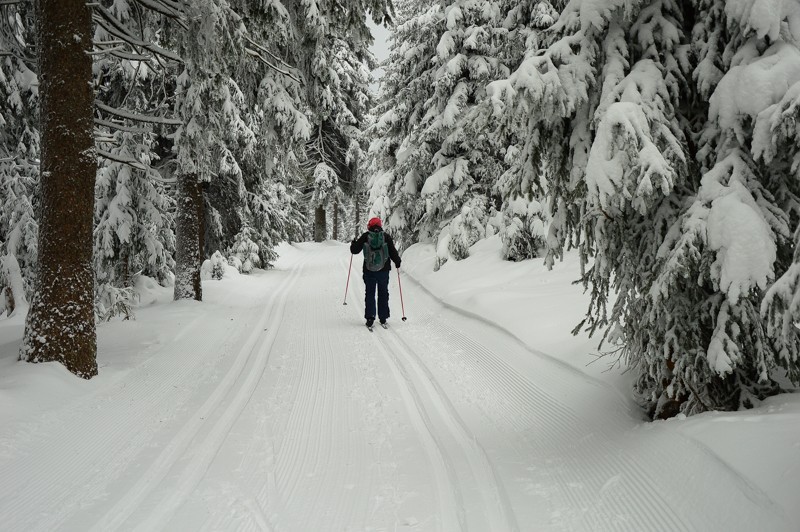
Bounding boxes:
[94,118,151,134]
[97,149,177,184]
[245,47,302,85]
[133,0,185,25]
[97,148,147,170]
[91,5,182,63]
[95,100,182,126]
[244,36,295,72]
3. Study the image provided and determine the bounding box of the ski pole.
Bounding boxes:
[397,268,407,321]
[343,254,353,305]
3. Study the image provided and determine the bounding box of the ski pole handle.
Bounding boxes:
[343,254,353,305]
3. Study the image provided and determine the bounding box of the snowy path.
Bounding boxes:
[0,242,793,531]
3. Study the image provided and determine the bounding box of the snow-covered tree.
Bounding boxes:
[94,130,175,319]
[0,2,38,316]
[369,0,554,264]
[296,0,385,242]
[92,0,177,319]
[20,0,98,377]
[489,0,800,417]
[170,0,254,301]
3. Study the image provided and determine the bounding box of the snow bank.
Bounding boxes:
[400,236,800,524]
[401,235,626,385]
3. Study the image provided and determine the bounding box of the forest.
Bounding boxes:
[2,0,800,420]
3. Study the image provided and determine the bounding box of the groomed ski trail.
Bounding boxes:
[346,265,519,532]
[0,242,792,531]
[90,259,308,531]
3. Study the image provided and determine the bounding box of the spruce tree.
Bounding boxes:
[171,0,254,301]
[20,0,97,377]
[93,0,177,319]
[369,0,539,265]
[489,0,800,417]
[0,2,38,316]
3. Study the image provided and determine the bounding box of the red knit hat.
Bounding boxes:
[367,217,382,229]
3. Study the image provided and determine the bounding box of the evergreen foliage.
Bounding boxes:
[0,2,38,308]
[483,0,800,417]
[371,0,800,417]
[368,0,557,266]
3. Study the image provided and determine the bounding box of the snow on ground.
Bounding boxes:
[0,239,797,531]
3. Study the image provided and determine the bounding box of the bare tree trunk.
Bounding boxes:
[314,205,326,242]
[354,193,361,237]
[353,155,362,237]
[174,173,204,301]
[332,201,339,241]
[20,0,97,378]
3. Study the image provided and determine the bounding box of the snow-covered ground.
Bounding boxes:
[0,240,798,531]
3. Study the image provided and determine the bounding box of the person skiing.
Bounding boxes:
[350,217,402,329]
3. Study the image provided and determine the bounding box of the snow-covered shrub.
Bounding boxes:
[228,227,260,274]
[0,254,27,317]
[227,256,243,273]
[201,252,230,281]
[447,197,488,261]
[210,251,226,280]
[96,283,137,322]
[434,227,452,272]
[499,197,547,262]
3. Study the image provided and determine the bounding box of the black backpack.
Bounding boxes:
[363,231,389,271]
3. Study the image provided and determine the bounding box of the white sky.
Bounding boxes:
[367,18,391,91]
[368,18,391,64]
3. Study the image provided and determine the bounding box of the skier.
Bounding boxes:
[350,217,402,330]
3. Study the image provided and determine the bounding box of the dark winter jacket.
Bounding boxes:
[350,228,402,272]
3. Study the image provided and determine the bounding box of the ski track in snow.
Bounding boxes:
[0,288,250,531]
[92,259,308,531]
[0,243,793,531]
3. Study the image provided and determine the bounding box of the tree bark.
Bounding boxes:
[354,193,361,237]
[174,172,204,301]
[19,0,97,378]
[314,205,326,242]
[332,201,339,241]
[352,156,361,237]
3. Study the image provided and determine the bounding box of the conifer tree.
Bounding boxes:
[488,0,800,417]
[20,0,98,377]
[369,0,541,265]
[93,0,177,319]
[0,1,38,316]
[294,0,388,242]
[171,0,254,301]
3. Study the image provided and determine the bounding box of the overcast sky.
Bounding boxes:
[368,18,392,63]
[367,18,391,91]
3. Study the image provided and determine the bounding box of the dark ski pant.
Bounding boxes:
[363,270,390,321]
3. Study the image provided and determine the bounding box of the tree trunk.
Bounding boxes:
[352,155,361,237]
[314,205,326,242]
[354,193,361,237]
[19,0,97,378]
[174,173,204,301]
[332,201,339,241]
